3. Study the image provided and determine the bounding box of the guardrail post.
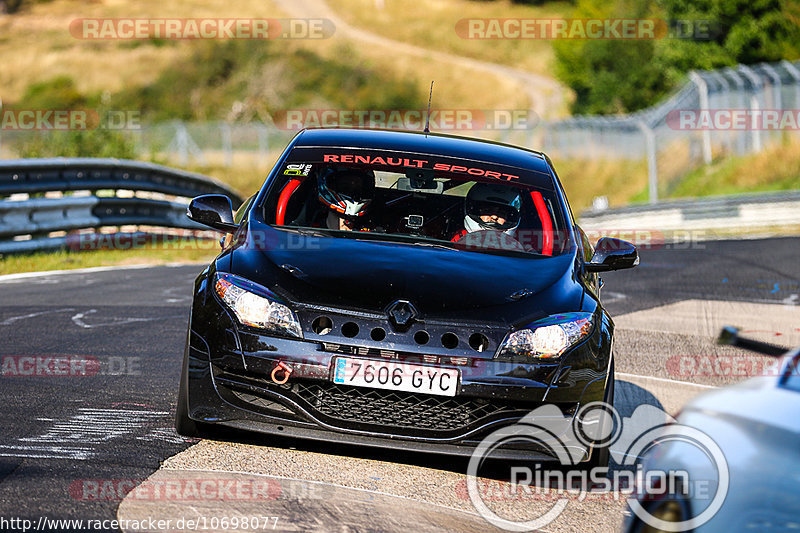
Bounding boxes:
[724,68,748,155]
[637,120,658,204]
[689,71,713,164]
[166,122,206,167]
[738,65,764,153]
[708,71,733,154]
[760,63,782,110]
[781,60,800,128]
[760,63,784,146]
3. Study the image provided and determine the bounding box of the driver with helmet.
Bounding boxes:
[317,167,377,232]
[451,182,522,242]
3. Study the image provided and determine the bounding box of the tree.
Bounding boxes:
[555,0,800,114]
[0,0,25,14]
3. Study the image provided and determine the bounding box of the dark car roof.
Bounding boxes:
[292,128,554,185]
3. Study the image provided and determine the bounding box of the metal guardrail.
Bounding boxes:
[579,191,800,237]
[0,158,243,200]
[0,158,245,254]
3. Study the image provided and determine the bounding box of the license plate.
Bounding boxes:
[332,357,459,397]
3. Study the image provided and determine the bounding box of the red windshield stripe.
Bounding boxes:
[276,178,303,225]
[530,191,553,256]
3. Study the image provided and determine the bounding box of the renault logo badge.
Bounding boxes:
[386,300,419,331]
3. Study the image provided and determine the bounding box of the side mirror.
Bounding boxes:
[187,194,238,233]
[585,237,638,272]
[717,326,786,357]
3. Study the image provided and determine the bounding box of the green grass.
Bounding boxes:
[0,242,219,276]
[557,137,800,212]
[668,146,800,198]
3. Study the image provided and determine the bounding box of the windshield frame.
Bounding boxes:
[253,141,576,258]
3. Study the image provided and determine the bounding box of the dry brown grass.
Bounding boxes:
[725,137,800,189]
[1,0,287,101]
[556,135,800,212]
[670,136,800,197]
[556,157,649,212]
[0,0,527,111]
[332,0,570,79]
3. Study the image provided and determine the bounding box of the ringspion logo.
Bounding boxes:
[467,403,729,531]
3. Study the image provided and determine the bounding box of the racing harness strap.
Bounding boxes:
[530,191,553,256]
[451,229,467,242]
[275,178,304,225]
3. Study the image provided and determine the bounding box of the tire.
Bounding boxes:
[584,357,615,470]
[174,337,205,437]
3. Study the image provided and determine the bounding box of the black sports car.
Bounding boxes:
[175,128,637,465]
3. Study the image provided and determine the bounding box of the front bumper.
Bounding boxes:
[183,281,612,460]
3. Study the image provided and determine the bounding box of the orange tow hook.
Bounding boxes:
[271,361,292,385]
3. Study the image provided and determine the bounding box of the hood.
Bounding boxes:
[231,225,582,323]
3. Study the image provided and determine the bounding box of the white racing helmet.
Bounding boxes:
[464,183,522,234]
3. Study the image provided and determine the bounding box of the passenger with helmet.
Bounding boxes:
[317,167,377,232]
[451,182,522,242]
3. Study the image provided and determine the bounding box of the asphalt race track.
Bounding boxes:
[0,237,798,532]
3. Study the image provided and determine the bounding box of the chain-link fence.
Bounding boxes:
[1,60,798,204]
[132,121,298,169]
[542,60,800,203]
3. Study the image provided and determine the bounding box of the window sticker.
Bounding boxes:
[284,163,312,176]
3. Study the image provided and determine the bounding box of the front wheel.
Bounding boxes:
[175,367,202,437]
[582,357,615,471]
[174,336,206,438]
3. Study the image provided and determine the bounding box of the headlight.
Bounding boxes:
[499,312,594,359]
[214,273,302,338]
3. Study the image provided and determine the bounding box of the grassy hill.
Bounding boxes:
[331,0,571,79]
[0,0,530,114]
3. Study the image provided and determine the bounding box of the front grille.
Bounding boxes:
[294,381,514,431]
[214,365,536,437]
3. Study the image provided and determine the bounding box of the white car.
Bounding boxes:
[622,327,800,533]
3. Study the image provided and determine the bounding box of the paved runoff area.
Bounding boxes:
[0,237,797,531]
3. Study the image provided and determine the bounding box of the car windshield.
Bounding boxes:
[262,146,571,257]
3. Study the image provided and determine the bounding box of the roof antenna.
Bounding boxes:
[423,81,434,135]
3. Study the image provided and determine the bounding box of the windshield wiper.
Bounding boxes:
[278,226,331,238]
[408,241,459,251]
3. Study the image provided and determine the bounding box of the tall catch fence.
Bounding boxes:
[1,61,798,205]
